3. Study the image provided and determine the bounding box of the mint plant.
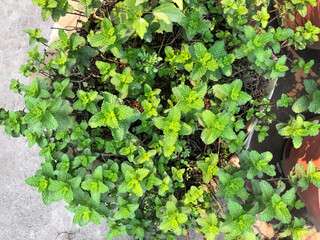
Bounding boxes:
[290,161,320,191]
[292,79,320,114]
[275,0,318,23]
[1,0,320,239]
[276,115,320,148]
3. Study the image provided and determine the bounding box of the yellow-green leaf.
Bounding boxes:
[172,0,183,10]
[133,18,149,39]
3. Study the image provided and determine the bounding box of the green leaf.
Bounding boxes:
[90,210,101,225]
[172,0,183,10]
[88,19,116,49]
[132,182,143,197]
[190,63,207,80]
[292,136,303,149]
[275,202,291,223]
[307,161,317,176]
[164,131,178,146]
[210,41,227,59]
[309,91,320,113]
[198,154,218,183]
[93,166,103,181]
[133,18,149,39]
[227,200,243,219]
[25,176,40,187]
[89,112,110,128]
[298,177,310,191]
[259,206,275,222]
[152,3,184,24]
[42,112,59,129]
[277,94,294,107]
[304,79,318,94]
[259,180,274,200]
[197,213,220,239]
[173,83,206,113]
[292,96,310,113]
[172,167,185,182]
[136,168,149,181]
[98,181,109,193]
[281,188,296,206]
[135,0,148,5]
[274,27,294,41]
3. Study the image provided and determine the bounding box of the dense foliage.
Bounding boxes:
[1,0,320,239]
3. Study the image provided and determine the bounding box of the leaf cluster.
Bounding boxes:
[1,0,320,240]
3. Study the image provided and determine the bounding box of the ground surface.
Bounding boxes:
[1,1,320,240]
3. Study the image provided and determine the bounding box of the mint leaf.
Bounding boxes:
[133,18,149,39]
[153,3,184,24]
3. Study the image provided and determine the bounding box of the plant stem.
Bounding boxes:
[200,231,206,240]
[158,32,166,55]
[137,137,150,147]
[266,177,289,182]
[55,232,72,240]
[203,144,207,155]
[39,70,49,76]
[67,12,84,17]
[281,40,288,48]
[74,9,84,14]
[100,153,127,158]
[268,15,278,25]
[186,228,190,240]
[70,73,93,83]
[51,27,79,32]
[205,184,224,213]
[269,9,278,13]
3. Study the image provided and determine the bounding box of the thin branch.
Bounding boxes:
[217,138,221,158]
[280,40,288,48]
[266,177,289,182]
[269,9,278,13]
[196,224,207,240]
[165,28,183,46]
[55,232,72,240]
[186,228,190,240]
[50,27,80,32]
[286,56,294,63]
[158,32,166,55]
[229,68,247,78]
[70,73,93,83]
[67,12,85,17]
[100,153,127,158]
[42,42,49,48]
[74,9,84,14]
[39,70,49,76]
[200,232,206,240]
[267,15,278,25]
[203,144,207,155]
[137,137,150,147]
[205,184,224,213]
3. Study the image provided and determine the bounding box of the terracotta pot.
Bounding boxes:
[277,0,320,50]
[282,116,320,224]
